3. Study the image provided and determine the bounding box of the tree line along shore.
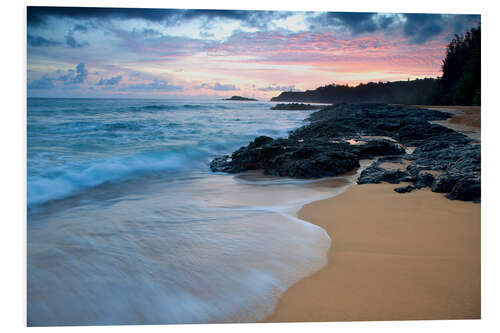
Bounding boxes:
[271,26,480,106]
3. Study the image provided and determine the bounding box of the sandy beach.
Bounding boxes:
[263,104,481,322]
[265,182,481,322]
[415,105,481,128]
[411,105,481,141]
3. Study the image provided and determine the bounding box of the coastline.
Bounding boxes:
[264,182,480,322]
[264,106,481,322]
[209,103,481,323]
[409,105,481,141]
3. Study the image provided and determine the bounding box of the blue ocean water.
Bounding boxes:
[27,98,355,325]
[27,98,306,206]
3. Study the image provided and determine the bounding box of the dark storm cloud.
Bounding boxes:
[403,13,480,44]
[72,24,88,32]
[450,14,481,36]
[27,34,61,47]
[27,6,292,29]
[183,10,292,29]
[27,7,174,25]
[323,12,380,34]
[308,12,386,34]
[309,12,480,44]
[65,35,89,48]
[65,23,90,48]
[402,14,445,44]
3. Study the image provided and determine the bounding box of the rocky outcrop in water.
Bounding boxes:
[223,96,258,101]
[210,103,481,202]
[211,136,403,179]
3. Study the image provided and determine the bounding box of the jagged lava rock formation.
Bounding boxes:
[210,103,481,202]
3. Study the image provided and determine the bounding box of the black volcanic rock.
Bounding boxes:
[356,140,404,158]
[210,103,481,202]
[271,103,324,111]
[211,136,405,179]
[432,175,461,193]
[394,185,416,193]
[268,146,360,178]
[446,177,481,202]
[224,96,258,101]
[210,136,361,178]
[289,103,452,141]
[357,165,410,184]
[414,173,436,189]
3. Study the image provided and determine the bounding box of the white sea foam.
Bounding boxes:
[27,98,338,325]
[28,149,207,206]
[28,172,340,325]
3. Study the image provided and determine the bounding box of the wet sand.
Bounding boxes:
[265,183,480,322]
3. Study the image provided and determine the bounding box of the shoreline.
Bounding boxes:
[264,182,481,322]
[210,103,480,203]
[209,102,481,322]
[409,105,481,141]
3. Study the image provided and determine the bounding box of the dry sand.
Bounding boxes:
[416,105,481,128]
[410,105,481,141]
[265,183,480,322]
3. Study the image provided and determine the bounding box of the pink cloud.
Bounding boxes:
[204,30,449,81]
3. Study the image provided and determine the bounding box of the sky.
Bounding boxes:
[26,7,480,99]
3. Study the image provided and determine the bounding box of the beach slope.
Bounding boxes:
[265,183,480,322]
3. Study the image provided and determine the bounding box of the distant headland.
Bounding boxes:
[271,103,323,111]
[272,26,480,106]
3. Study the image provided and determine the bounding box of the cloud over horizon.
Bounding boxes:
[123,79,183,92]
[257,84,296,91]
[28,63,89,89]
[97,75,122,86]
[26,6,480,98]
[198,82,240,91]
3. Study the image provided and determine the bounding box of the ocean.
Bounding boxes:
[27,98,356,325]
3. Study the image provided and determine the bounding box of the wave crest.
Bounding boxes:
[28,149,207,207]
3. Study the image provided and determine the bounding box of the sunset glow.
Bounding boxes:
[27,8,480,99]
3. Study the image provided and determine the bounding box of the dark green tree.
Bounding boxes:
[440,26,481,105]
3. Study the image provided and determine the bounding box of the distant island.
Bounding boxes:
[224,96,258,101]
[271,103,324,111]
